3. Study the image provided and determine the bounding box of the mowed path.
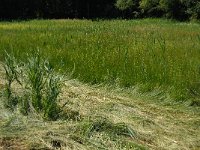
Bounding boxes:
[61,80,200,149]
[0,64,199,150]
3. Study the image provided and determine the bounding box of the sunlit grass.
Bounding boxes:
[0,19,200,102]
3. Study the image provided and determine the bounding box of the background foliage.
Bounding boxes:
[0,0,199,20]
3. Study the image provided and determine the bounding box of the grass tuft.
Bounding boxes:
[2,51,64,120]
[2,51,21,110]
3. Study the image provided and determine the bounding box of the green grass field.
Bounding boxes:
[0,19,200,103]
[0,19,200,149]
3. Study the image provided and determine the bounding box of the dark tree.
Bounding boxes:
[0,0,199,21]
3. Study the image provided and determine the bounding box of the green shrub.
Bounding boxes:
[140,0,162,16]
[115,0,134,11]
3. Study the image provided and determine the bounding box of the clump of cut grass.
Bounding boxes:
[61,108,82,121]
[76,117,136,139]
[70,116,145,149]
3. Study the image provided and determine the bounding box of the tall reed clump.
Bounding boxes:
[43,64,63,120]
[3,51,63,120]
[26,53,44,111]
[3,51,21,110]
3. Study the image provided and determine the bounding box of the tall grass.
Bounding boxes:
[3,51,21,110]
[2,51,63,120]
[0,19,200,102]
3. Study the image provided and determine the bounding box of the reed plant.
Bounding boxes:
[3,51,21,110]
[2,51,63,120]
[43,69,63,120]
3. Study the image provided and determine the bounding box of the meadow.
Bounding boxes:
[0,19,200,103]
[0,19,200,149]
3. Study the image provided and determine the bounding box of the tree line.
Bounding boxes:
[0,0,199,21]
